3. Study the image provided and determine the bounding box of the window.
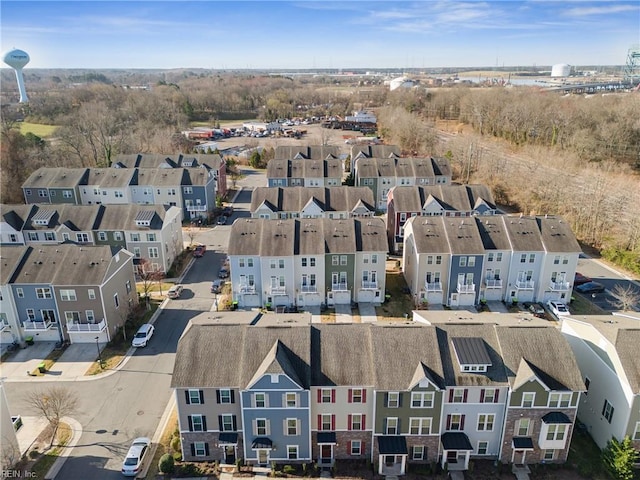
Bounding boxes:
[44,232,55,241]
[310,257,316,267]
[239,258,245,267]
[278,259,285,269]
[60,289,77,301]
[38,189,48,197]
[543,449,555,461]
[562,256,569,264]
[451,388,467,403]
[633,422,640,441]
[254,393,266,408]
[301,257,307,267]
[131,233,140,242]
[602,400,614,423]
[76,233,89,243]
[409,418,432,435]
[553,256,560,264]
[148,247,159,258]
[516,418,530,436]
[459,257,467,267]
[65,311,80,323]
[447,414,464,431]
[427,255,433,265]
[190,414,206,432]
[340,255,347,265]
[27,232,38,241]
[86,310,95,323]
[320,389,333,403]
[320,414,333,431]
[387,392,399,408]
[481,389,498,403]
[385,417,398,435]
[287,446,298,460]
[36,288,52,299]
[187,389,203,405]
[98,231,107,241]
[193,442,208,457]
[26,309,35,321]
[114,231,123,241]
[256,419,268,436]
[468,256,476,267]
[286,419,298,436]
[285,393,297,407]
[332,255,339,266]
[522,392,535,408]
[436,255,442,265]
[16,288,24,298]
[350,440,362,456]
[411,392,434,408]
[126,280,131,293]
[350,414,364,430]
[477,441,489,455]
[25,189,31,195]
[147,233,156,242]
[529,253,535,263]
[114,293,119,308]
[247,258,254,267]
[412,446,425,460]
[548,393,572,408]
[487,253,494,262]
[546,424,566,441]
[520,254,527,263]
[496,252,502,262]
[221,414,234,431]
[184,187,193,194]
[350,388,364,403]
[219,389,232,404]
[477,414,495,431]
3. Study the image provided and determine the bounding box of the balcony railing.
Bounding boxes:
[269,286,287,295]
[549,281,570,291]
[515,280,535,290]
[457,283,476,294]
[239,285,256,294]
[361,281,378,290]
[67,318,106,333]
[484,278,503,288]
[424,281,443,292]
[300,285,318,293]
[186,204,207,211]
[23,320,54,331]
[1,322,11,332]
[331,282,349,292]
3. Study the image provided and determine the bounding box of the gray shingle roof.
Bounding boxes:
[536,215,581,253]
[614,329,640,393]
[85,168,135,188]
[251,187,374,214]
[24,204,102,231]
[351,145,401,161]
[404,216,451,254]
[391,185,496,214]
[442,217,486,255]
[0,204,35,230]
[503,215,545,252]
[274,146,342,161]
[23,167,88,189]
[355,157,452,180]
[475,216,512,251]
[0,245,30,284]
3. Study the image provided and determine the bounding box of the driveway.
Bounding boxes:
[358,303,377,323]
[334,304,352,323]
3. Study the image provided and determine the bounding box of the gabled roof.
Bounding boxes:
[274,146,342,161]
[135,168,188,187]
[441,217,485,255]
[0,245,30,284]
[350,145,401,161]
[23,204,102,232]
[536,215,581,253]
[475,216,512,251]
[404,216,450,254]
[250,187,374,214]
[503,215,545,252]
[0,204,35,231]
[356,157,452,180]
[85,168,135,188]
[94,204,171,231]
[247,340,304,389]
[23,167,89,189]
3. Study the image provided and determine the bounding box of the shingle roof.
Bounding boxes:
[475,216,512,251]
[23,167,88,189]
[23,204,102,232]
[274,146,342,161]
[85,168,135,188]
[614,328,640,393]
[351,145,401,161]
[356,157,452,180]
[503,215,545,252]
[0,245,30,284]
[441,217,485,255]
[94,204,168,231]
[0,204,35,230]
[251,187,374,213]
[135,168,188,187]
[536,215,581,253]
[404,216,451,254]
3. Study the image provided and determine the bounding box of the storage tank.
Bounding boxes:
[551,64,571,78]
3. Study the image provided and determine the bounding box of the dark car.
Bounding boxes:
[210,279,224,294]
[222,206,233,217]
[192,244,206,257]
[218,267,229,279]
[576,281,605,294]
[216,215,227,225]
[574,272,592,286]
[523,301,545,317]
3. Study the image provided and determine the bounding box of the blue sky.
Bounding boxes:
[2,1,638,69]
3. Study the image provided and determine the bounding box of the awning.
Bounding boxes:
[219,432,238,444]
[377,436,408,455]
[251,437,273,449]
[542,412,572,424]
[441,432,473,451]
[512,437,534,450]
[317,432,337,444]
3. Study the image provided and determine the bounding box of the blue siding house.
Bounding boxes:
[443,219,485,307]
[10,283,63,343]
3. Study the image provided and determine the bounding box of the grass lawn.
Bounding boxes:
[19,122,58,138]
[146,409,178,478]
[570,292,608,315]
[376,265,414,321]
[566,427,609,479]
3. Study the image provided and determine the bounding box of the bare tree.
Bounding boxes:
[137,258,164,309]
[1,434,20,470]
[24,387,79,448]
[608,284,640,311]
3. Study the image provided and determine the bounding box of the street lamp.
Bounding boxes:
[95,336,103,369]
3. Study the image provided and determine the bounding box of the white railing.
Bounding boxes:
[457,283,476,294]
[485,278,502,288]
[550,281,570,291]
[270,286,287,295]
[67,318,106,333]
[300,285,317,293]
[239,285,256,294]
[424,281,443,292]
[361,281,378,290]
[23,320,53,331]
[331,282,349,291]
[186,205,207,211]
[515,280,535,290]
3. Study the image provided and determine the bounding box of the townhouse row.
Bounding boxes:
[0,244,137,345]
[403,214,582,307]
[1,203,184,273]
[227,217,388,308]
[171,317,585,475]
[21,160,219,221]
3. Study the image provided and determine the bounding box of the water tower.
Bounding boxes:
[3,49,30,103]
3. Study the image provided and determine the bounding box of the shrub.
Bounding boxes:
[283,464,296,474]
[172,451,182,462]
[180,463,200,476]
[170,435,181,452]
[159,453,175,474]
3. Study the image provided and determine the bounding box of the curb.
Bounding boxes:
[44,416,83,480]
[139,394,176,479]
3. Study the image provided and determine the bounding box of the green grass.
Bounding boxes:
[19,122,58,138]
[567,427,610,479]
[376,269,414,321]
[29,423,71,478]
[570,292,608,315]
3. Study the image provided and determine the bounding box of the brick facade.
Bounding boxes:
[181,432,243,463]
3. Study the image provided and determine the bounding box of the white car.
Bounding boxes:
[167,284,184,299]
[122,437,151,476]
[132,324,154,348]
[547,300,570,317]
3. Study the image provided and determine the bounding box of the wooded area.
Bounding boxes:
[1,72,638,268]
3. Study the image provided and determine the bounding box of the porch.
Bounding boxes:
[440,432,473,471]
[317,432,336,468]
[377,436,407,476]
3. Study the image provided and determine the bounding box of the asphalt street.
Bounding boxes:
[575,254,640,312]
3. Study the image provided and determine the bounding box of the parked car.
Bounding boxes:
[218,267,229,279]
[210,279,224,294]
[547,300,570,317]
[192,244,206,257]
[167,284,184,299]
[576,281,606,294]
[217,215,227,225]
[132,324,154,347]
[574,272,592,286]
[121,437,151,476]
[523,302,545,317]
[222,206,233,217]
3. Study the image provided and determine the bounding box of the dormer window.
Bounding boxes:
[134,210,154,227]
[32,209,55,226]
[452,337,492,373]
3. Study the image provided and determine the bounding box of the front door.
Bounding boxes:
[447,450,458,463]
[258,449,268,465]
[513,449,527,465]
[320,445,333,464]
[224,446,235,465]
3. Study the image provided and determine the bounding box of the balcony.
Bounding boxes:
[239,285,256,294]
[300,285,318,293]
[186,204,207,211]
[424,281,443,292]
[269,286,287,295]
[67,318,106,333]
[23,320,55,331]
[331,282,349,292]
[549,281,570,291]
[361,281,378,290]
[515,280,535,290]
[1,321,11,332]
[457,283,476,294]
[484,278,502,288]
